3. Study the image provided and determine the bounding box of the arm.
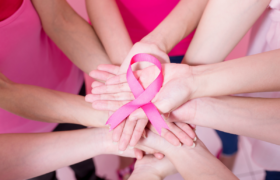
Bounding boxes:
[86,0,208,73]
[32,0,110,74]
[0,128,134,180]
[141,0,208,54]
[0,72,108,127]
[184,0,270,65]
[170,96,280,145]
[137,131,237,180]
[184,96,280,144]
[86,0,133,65]
[89,49,280,126]
[193,49,280,98]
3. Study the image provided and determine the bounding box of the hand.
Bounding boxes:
[89,63,196,120]
[86,63,196,152]
[136,130,238,180]
[129,155,177,180]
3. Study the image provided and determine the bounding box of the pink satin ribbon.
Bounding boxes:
[106,53,169,135]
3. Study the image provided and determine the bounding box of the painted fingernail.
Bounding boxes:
[128,146,134,149]
[119,151,124,154]
[177,143,182,148]
[193,137,197,142]
[191,142,196,148]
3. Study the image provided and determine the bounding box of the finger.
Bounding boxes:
[167,122,194,147]
[85,94,95,103]
[134,143,158,155]
[89,70,115,81]
[106,74,127,85]
[134,148,143,160]
[148,123,181,147]
[118,120,137,151]
[92,100,130,111]
[97,64,120,75]
[129,119,149,147]
[175,122,196,140]
[128,108,148,121]
[91,83,131,94]
[154,152,164,160]
[88,92,135,102]
[91,81,104,88]
[112,121,125,143]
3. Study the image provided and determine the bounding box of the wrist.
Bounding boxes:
[141,33,168,54]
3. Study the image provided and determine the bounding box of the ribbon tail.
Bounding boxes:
[142,103,169,135]
[106,102,140,130]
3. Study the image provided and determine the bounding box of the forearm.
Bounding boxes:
[192,49,280,98]
[184,0,270,65]
[0,128,109,180]
[32,0,110,74]
[192,96,280,144]
[86,0,133,65]
[141,0,208,53]
[166,140,237,180]
[0,80,107,127]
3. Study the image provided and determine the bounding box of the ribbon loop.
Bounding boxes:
[106,53,169,135]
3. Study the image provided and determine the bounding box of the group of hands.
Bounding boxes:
[84,42,209,178]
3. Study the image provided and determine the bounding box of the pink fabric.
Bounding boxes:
[0,0,23,21]
[106,54,168,135]
[116,0,195,56]
[0,0,83,134]
[236,0,280,171]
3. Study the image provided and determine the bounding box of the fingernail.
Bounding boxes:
[177,143,182,148]
[119,151,124,154]
[128,146,134,149]
[106,124,111,130]
[191,142,196,148]
[193,137,197,142]
[113,141,118,145]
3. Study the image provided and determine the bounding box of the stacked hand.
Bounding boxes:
[86,61,198,153]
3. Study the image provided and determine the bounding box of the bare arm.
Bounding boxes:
[0,72,108,127]
[32,0,110,74]
[193,49,280,98]
[171,96,280,145]
[0,128,134,180]
[141,0,208,54]
[184,0,270,65]
[86,0,133,65]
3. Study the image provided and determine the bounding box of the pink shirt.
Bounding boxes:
[0,0,83,134]
[116,0,195,56]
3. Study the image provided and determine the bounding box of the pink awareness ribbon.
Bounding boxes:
[106,53,169,135]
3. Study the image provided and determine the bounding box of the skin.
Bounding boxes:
[88,49,280,145]
[86,0,208,152]
[0,128,136,180]
[0,0,112,128]
[131,131,238,180]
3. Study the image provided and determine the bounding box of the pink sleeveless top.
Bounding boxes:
[116,0,195,56]
[0,0,83,134]
[236,0,280,171]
